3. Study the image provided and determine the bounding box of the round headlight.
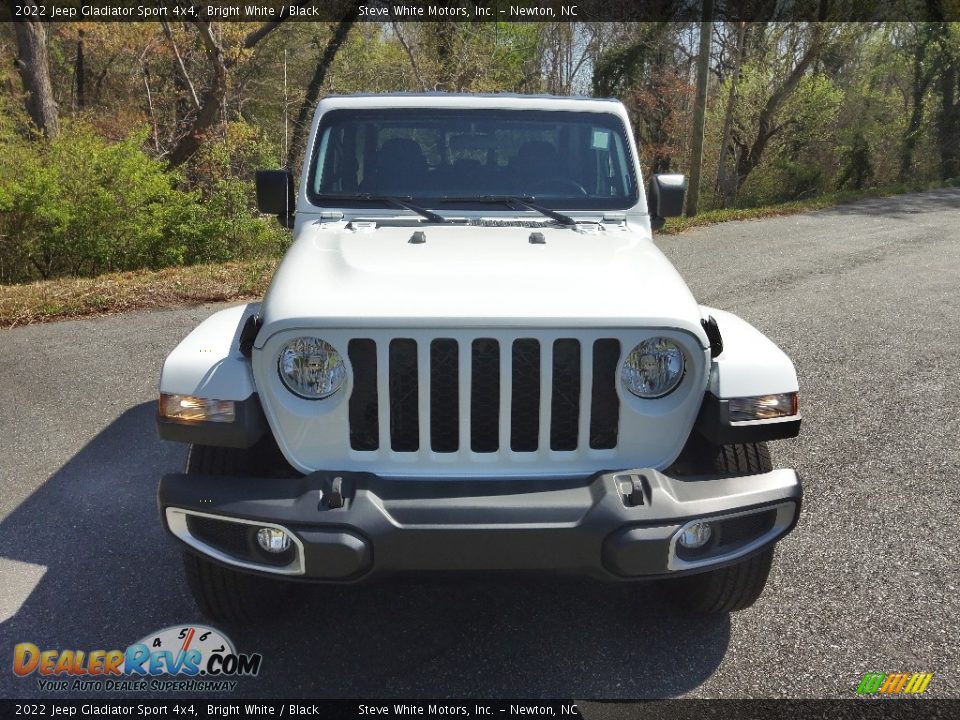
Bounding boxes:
[278,337,346,399]
[621,337,685,398]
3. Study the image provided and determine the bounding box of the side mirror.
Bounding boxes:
[647,173,687,230]
[256,169,295,228]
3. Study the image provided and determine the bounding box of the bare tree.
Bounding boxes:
[167,5,311,168]
[932,22,960,180]
[287,9,359,170]
[684,0,714,216]
[160,19,201,110]
[716,21,746,207]
[900,22,938,179]
[75,29,86,110]
[166,19,228,167]
[12,3,59,138]
[731,25,828,197]
[541,24,609,96]
[391,17,427,91]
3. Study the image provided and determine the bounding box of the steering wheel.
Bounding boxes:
[528,178,589,196]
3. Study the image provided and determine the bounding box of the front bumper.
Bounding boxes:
[158,467,801,581]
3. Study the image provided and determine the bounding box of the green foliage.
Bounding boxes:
[0,121,282,284]
[186,122,288,263]
[324,25,412,93]
[4,19,960,288]
[593,36,652,97]
[721,67,844,207]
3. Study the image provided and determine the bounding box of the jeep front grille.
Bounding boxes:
[430,339,459,453]
[510,339,540,452]
[388,339,419,452]
[346,336,620,454]
[550,339,581,451]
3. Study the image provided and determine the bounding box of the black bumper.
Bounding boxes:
[159,465,802,582]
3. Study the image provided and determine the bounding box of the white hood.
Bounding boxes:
[256,220,707,345]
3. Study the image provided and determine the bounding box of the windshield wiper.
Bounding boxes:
[439,195,577,226]
[314,193,448,224]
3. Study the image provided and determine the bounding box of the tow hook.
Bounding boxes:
[616,473,648,507]
[319,475,350,510]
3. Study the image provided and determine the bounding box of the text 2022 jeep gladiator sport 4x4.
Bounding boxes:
[157,94,802,622]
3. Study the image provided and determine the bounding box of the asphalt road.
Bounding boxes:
[1,188,958,701]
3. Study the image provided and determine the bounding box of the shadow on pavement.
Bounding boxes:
[0,402,730,699]
[816,187,960,219]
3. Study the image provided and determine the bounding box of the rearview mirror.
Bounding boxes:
[256,169,295,228]
[648,174,687,230]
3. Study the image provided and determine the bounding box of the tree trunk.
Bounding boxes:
[167,13,302,169]
[937,55,960,180]
[734,27,823,194]
[684,0,714,217]
[429,23,457,90]
[393,20,427,91]
[142,62,160,153]
[900,23,936,180]
[75,29,86,110]
[161,19,201,110]
[167,20,227,168]
[650,41,672,174]
[13,9,59,138]
[716,21,746,207]
[286,10,358,171]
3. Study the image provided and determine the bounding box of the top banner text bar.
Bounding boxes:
[5,0,960,23]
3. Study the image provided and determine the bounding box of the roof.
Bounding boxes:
[314,92,626,115]
[324,92,621,103]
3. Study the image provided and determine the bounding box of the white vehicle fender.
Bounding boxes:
[700,306,799,398]
[159,303,260,400]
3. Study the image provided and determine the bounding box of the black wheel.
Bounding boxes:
[663,441,776,613]
[180,444,291,623]
[182,549,287,624]
[668,436,772,478]
[712,441,773,476]
[185,443,250,475]
[665,546,775,614]
[186,437,298,478]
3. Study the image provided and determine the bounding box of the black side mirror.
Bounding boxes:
[256,169,295,228]
[648,173,687,230]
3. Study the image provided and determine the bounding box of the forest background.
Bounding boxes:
[3,8,959,293]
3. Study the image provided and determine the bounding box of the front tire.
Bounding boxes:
[182,550,287,624]
[664,441,777,613]
[180,444,291,623]
[666,546,775,614]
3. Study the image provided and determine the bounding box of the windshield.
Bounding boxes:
[308,108,638,211]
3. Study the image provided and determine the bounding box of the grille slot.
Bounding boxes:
[346,334,620,456]
[389,339,419,451]
[348,339,379,450]
[470,338,501,452]
[550,339,581,451]
[590,339,621,449]
[510,339,541,452]
[430,339,459,452]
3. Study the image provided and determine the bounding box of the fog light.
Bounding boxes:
[678,521,713,549]
[256,527,291,553]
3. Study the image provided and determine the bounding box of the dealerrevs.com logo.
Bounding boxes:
[856,672,934,696]
[12,625,262,692]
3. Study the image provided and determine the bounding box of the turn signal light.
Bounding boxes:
[728,393,798,422]
[159,393,236,423]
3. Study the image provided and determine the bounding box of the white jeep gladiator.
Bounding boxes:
[157,94,802,622]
